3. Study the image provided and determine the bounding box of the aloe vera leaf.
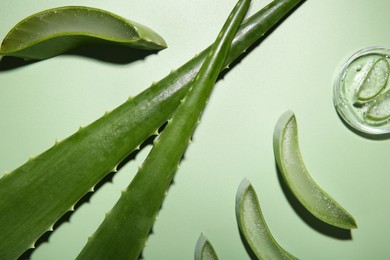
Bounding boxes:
[195,233,219,260]
[273,110,357,229]
[353,57,389,105]
[0,6,167,60]
[76,0,250,258]
[0,1,303,259]
[236,178,298,260]
[365,89,390,121]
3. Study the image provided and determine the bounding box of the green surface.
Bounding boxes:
[1,0,390,259]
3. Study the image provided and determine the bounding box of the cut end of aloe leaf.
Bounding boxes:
[236,178,298,259]
[194,233,219,260]
[273,110,358,230]
[0,6,167,59]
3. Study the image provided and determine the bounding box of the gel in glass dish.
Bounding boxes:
[334,46,390,135]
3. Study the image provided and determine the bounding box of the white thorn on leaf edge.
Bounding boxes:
[104,210,112,219]
[47,225,54,232]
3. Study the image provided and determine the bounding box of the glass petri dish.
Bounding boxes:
[334,46,390,135]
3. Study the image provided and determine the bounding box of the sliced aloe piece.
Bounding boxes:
[366,90,390,122]
[0,6,167,59]
[273,110,357,230]
[195,233,219,260]
[236,178,297,259]
[353,57,389,105]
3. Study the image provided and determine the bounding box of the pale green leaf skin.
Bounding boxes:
[77,0,251,258]
[195,233,219,260]
[273,110,357,230]
[0,1,304,259]
[236,178,298,260]
[0,6,167,59]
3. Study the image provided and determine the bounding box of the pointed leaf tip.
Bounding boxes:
[195,233,219,260]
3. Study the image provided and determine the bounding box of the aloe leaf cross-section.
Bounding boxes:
[0,6,167,59]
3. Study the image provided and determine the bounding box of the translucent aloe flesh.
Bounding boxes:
[195,233,219,260]
[366,89,390,121]
[273,110,357,230]
[0,0,303,258]
[76,0,250,258]
[0,6,167,59]
[236,179,297,260]
[354,57,389,105]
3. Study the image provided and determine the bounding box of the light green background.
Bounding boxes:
[1,0,389,259]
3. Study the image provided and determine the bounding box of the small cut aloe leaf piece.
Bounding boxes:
[195,233,219,260]
[365,90,390,122]
[236,178,298,260]
[0,0,304,259]
[76,0,250,259]
[273,110,357,229]
[353,57,389,105]
[0,6,167,60]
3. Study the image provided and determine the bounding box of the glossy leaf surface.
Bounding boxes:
[77,0,250,258]
[0,6,167,59]
[0,1,303,258]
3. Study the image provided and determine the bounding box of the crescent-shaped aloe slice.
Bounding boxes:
[0,6,167,60]
[195,233,219,260]
[76,0,250,258]
[273,110,357,229]
[365,90,390,122]
[353,57,389,106]
[0,1,303,258]
[236,178,297,260]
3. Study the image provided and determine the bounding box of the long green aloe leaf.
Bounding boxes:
[0,0,304,258]
[0,6,167,60]
[77,0,250,258]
